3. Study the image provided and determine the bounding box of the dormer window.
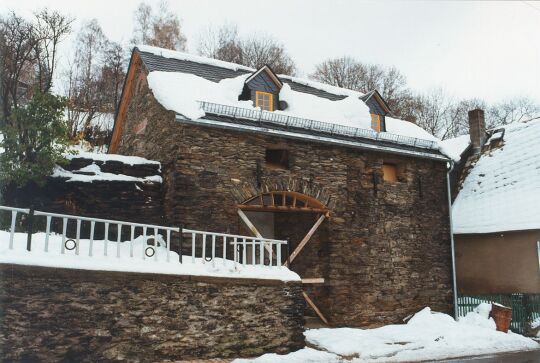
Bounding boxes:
[361,90,391,133]
[240,65,283,112]
[371,114,385,132]
[256,91,274,112]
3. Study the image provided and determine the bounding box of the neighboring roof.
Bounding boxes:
[452,119,540,234]
[440,134,471,162]
[131,45,450,161]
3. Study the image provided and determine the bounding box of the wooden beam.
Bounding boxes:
[237,209,275,256]
[109,51,141,153]
[238,205,329,214]
[285,214,326,267]
[301,278,325,284]
[302,291,329,325]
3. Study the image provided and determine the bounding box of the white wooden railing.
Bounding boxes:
[32,210,180,261]
[0,205,179,262]
[182,228,287,268]
[0,206,30,250]
[0,206,289,269]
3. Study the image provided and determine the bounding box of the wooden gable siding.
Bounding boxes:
[109,51,143,153]
[365,97,386,116]
[246,71,280,111]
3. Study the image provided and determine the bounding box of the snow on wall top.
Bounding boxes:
[67,151,161,166]
[140,46,451,159]
[452,119,540,234]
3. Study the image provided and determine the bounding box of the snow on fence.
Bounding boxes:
[0,205,289,271]
[182,228,287,268]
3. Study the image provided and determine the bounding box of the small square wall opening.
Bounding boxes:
[266,149,289,170]
[382,163,398,182]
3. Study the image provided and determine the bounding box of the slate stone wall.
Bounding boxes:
[0,264,305,362]
[115,68,454,327]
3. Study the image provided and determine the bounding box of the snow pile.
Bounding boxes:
[278,83,372,129]
[458,303,496,330]
[52,163,162,183]
[233,347,342,363]
[279,74,365,98]
[440,134,471,161]
[0,230,300,281]
[453,119,540,233]
[305,307,537,362]
[147,71,251,120]
[237,307,538,362]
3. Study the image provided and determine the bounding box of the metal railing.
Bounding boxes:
[182,228,287,268]
[198,101,438,150]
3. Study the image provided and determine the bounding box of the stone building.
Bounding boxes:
[109,45,455,326]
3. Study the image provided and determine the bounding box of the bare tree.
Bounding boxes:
[311,56,364,89]
[487,97,540,128]
[239,35,296,74]
[197,25,296,74]
[0,12,38,121]
[132,0,186,51]
[311,57,414,120]
[100,41,126,111]
[33,9,73,93]
[197,23,242,64]
[0,10,71,123]
[411,88,457,140]
[64,20,126,147]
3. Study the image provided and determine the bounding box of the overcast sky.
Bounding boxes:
[2,0,540,103]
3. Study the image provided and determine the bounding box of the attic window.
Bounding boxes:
[371,114,386,132]
[382,163,398,182]
[265,149,289,169]
[256,91,273,111]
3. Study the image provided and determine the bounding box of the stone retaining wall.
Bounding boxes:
[0,264,305,362]
[2,156,165,231]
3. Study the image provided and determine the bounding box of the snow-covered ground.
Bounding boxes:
[0,230,299,281]
[234,305,539,363]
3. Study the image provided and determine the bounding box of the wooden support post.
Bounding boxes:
[237,209,275,256]
[302,291,329,325]
[301,278,325,284]
[285,214,326,267]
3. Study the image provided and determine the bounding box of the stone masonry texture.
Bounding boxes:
[0,264,305,362]
[115,66,454,327]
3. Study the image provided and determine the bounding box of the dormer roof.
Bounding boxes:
[361,90,391,115]
[245,65,283,89]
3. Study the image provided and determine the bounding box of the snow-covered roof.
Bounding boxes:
[440,134,471,161]
[136,46,453,160]
[452,119,540,234]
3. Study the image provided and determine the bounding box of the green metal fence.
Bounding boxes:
[458,294,540,335]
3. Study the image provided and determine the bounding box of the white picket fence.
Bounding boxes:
[0,205,287,268]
